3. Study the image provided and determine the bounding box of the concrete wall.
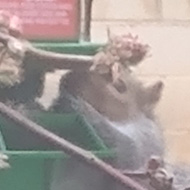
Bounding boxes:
[85,0,190,164]
[92,0,190,21]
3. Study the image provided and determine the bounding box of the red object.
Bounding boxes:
[0,0,80,40]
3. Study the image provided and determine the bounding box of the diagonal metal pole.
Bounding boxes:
[0,32,94,70]
[0,102,147,190]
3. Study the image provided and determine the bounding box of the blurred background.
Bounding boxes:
[81,0,190,164]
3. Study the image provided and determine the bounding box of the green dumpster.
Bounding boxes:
[0,111,114,190]
[0,42,113,190]
[0,1,113,189]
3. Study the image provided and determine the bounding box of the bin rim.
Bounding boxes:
[2,150,115,159]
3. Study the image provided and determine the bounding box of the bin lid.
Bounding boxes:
[0,0,80,42]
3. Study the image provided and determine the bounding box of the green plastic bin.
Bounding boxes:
[0,112,114,190]
[0,42,114,190]
[34,42,103,55]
